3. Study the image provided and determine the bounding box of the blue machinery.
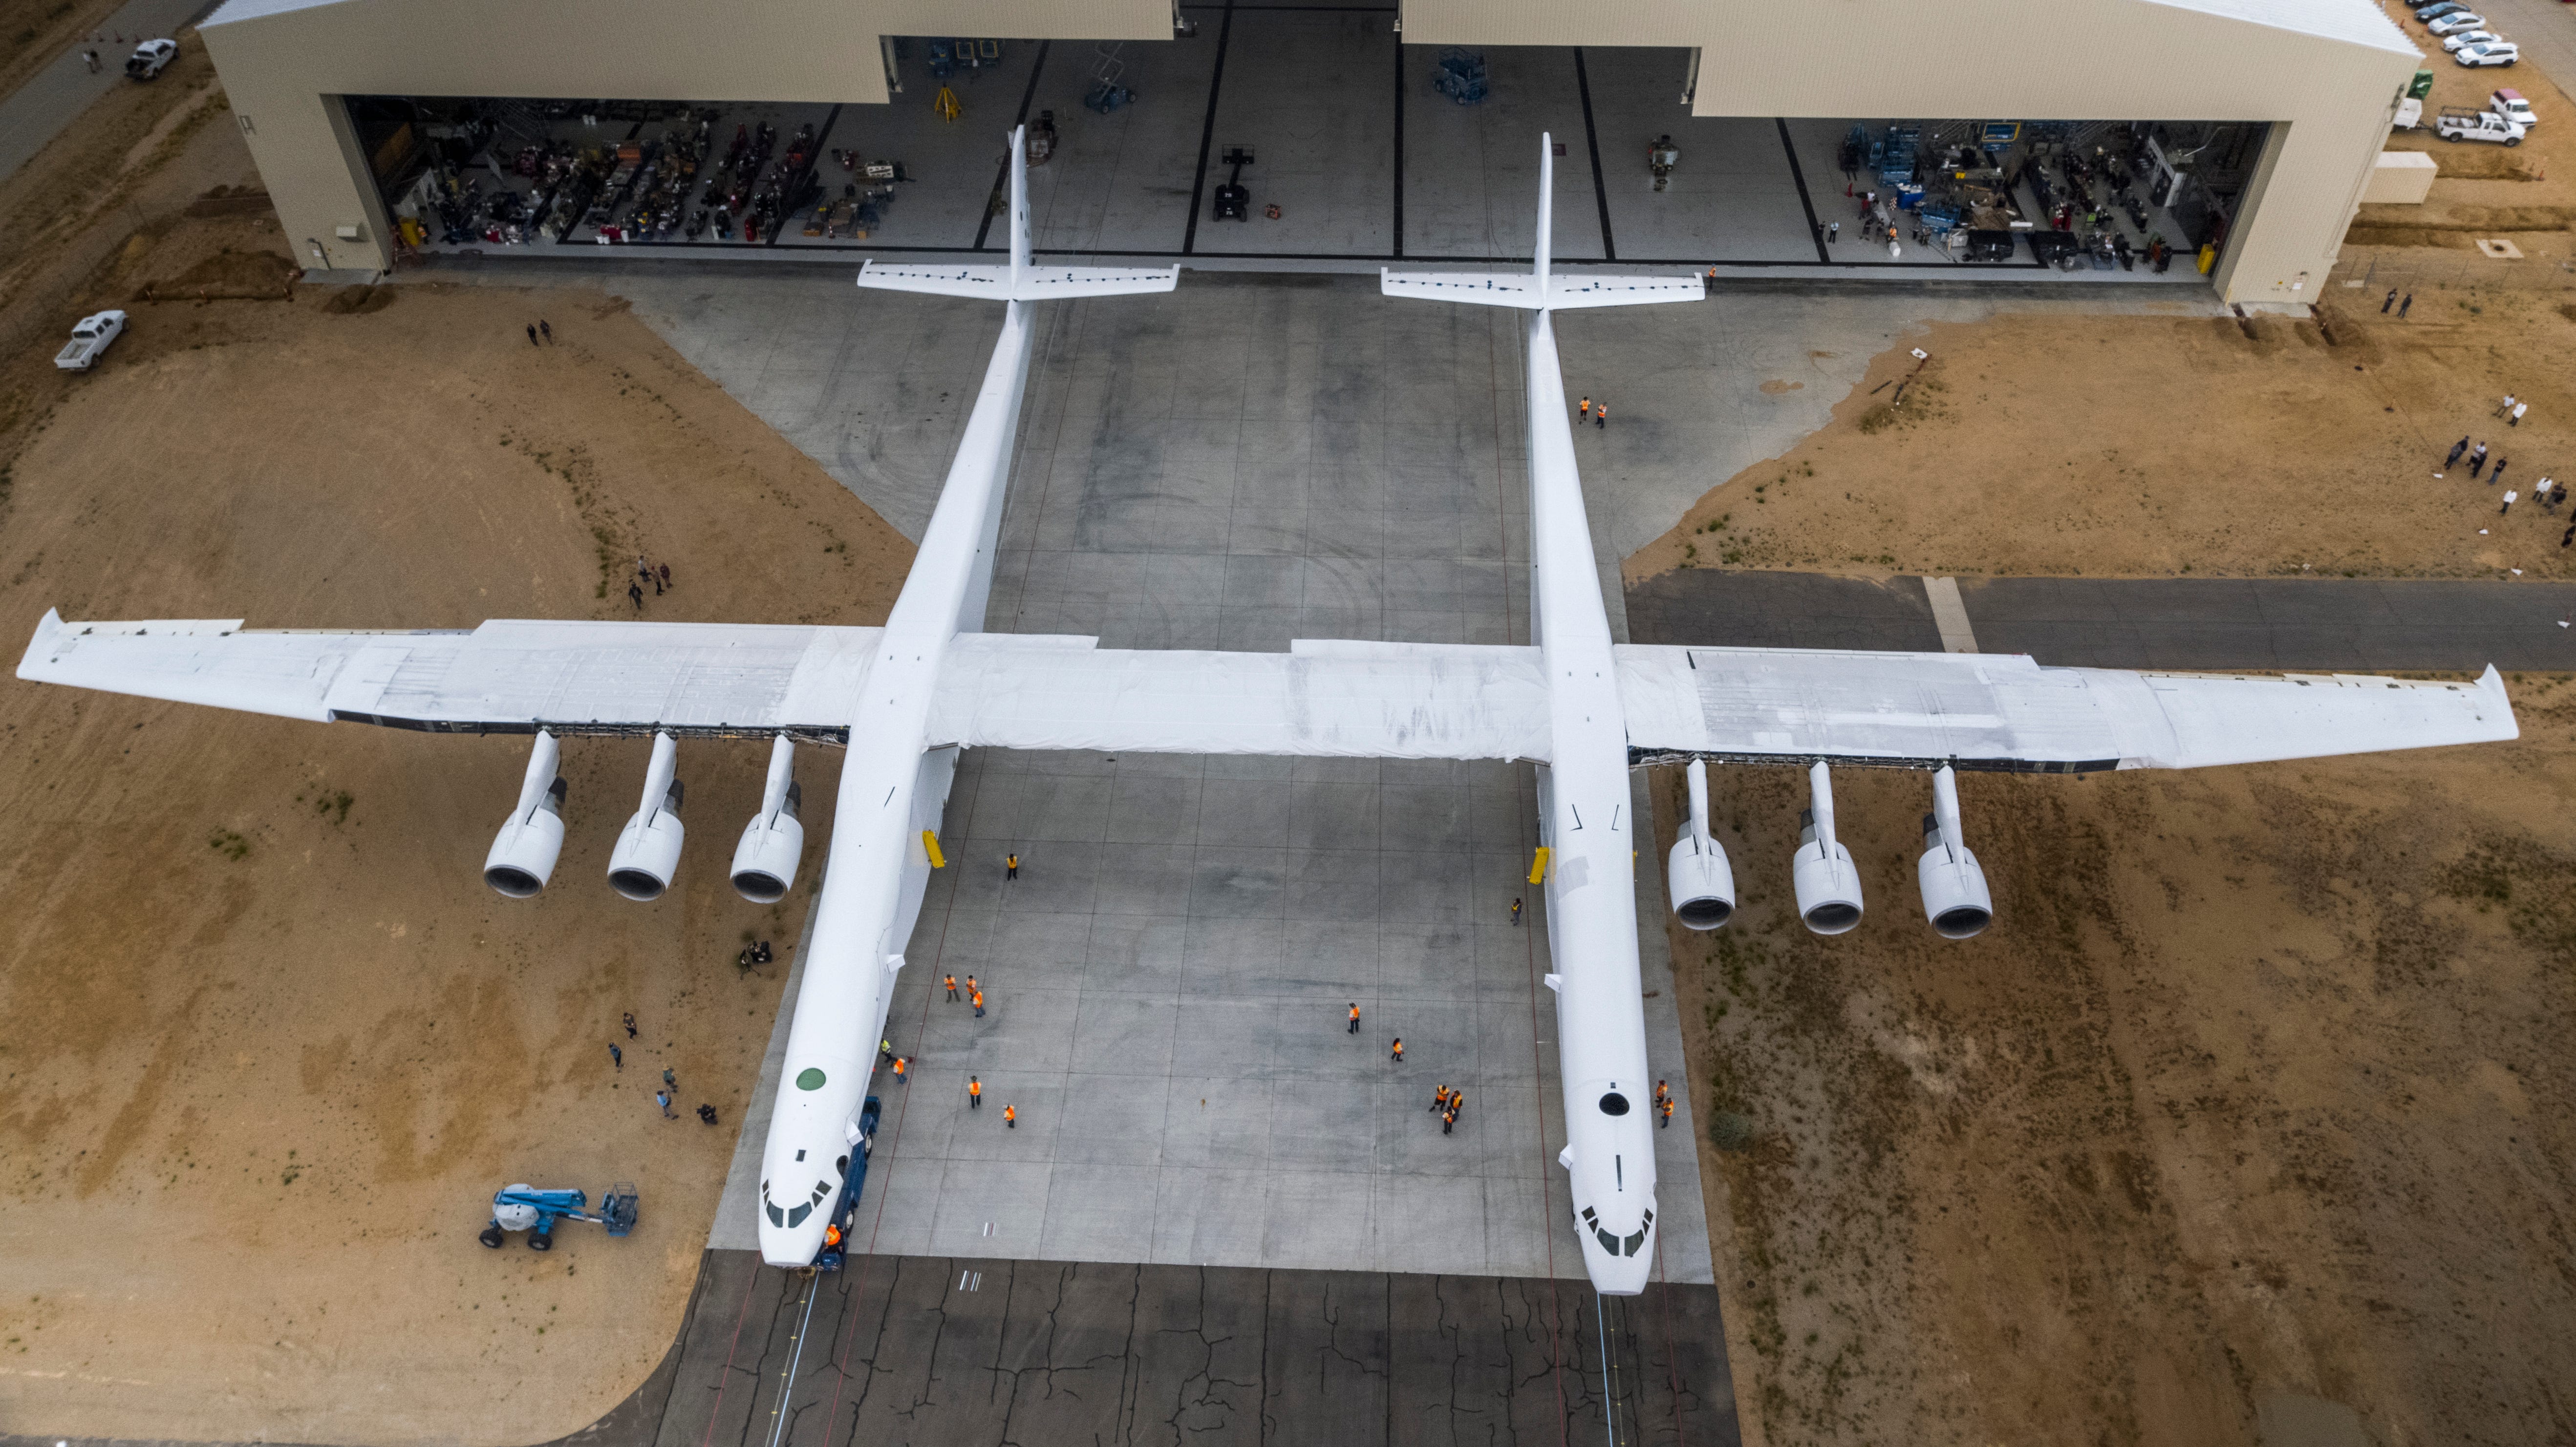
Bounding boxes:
[813,1096,882,1271]
[479,1182,639,1250]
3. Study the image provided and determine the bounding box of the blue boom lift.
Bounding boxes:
[479,1182,639,1250]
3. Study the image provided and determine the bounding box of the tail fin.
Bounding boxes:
[859,126,1178,301]
[1381,131,1699,310]
[1533,132,1552,283]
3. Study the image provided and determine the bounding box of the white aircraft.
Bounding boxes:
[15,132,2517,1295]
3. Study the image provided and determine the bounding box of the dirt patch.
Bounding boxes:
[1655,681,2576,1447]
[1626,287,2576,583]
[138,246,297,301]
[0,272,911,1443]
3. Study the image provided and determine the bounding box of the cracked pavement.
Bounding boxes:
[626,1249,1736,1447]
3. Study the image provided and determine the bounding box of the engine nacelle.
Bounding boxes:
[1790,761,1865,935]
[607,731,685,902]
[730,736,806,903]
[483,730,566,898]
[1915,765,1994,939]
[1666,758,1735,930]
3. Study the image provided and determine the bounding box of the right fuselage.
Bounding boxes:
[1524,309,1656,1295]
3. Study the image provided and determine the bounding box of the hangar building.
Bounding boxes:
[201,0,2420,306]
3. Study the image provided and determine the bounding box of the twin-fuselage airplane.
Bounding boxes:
[16,132,2516,1295]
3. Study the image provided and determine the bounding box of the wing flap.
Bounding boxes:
[929,634,1553,760]
[1617,644,2517,771]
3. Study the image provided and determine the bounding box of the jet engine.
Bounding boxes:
[607,731,686,902]
[482,730,567,898]
[1789,761,1865,935]
[729,736,806,904]
[1665,758,1735,929]
[1914,765,1994,939]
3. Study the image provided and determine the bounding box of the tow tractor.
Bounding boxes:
[479,1183,639,1250]
[814,1096,882,1271]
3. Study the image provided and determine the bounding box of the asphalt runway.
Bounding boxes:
[1624,569,2576,670]
[548,1248,1735,1447]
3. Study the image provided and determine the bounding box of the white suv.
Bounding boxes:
[2455,41,2520,67]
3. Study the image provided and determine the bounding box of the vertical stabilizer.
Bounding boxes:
[1007,124,1030,292]
[1533,132,1553,283]
[1379,132,1696,309]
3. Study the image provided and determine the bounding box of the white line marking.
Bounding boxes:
[1923,576,1979,655]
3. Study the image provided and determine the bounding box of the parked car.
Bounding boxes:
[2456,40,2520,66]
[123,39,174,79]
[2436,106,2526,144]
[2427,12,2489,36]
[2414,0,2471,20]
[2490,87,2537,125]
[54,310,127,371]
[2442,29,2503,51]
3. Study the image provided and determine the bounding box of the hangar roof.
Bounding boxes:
[207,0,2419,51]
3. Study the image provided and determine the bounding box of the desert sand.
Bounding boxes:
[1652,693,2576,1447]
[0,233,909,1441]
[1625,291,2576,587]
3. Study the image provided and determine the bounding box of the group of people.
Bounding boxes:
[2441,406,2573,546]
[735,938,774,971]
[873,936,1010,1121]
[628,555,673,611]
[610,1011,721,1125]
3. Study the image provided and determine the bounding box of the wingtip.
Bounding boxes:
[19,607,64,681]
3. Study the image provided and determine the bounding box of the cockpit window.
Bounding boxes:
[1595,1227,1620,1255]
[1599,1092,1630,1116]
[1622,1229,1647,1257]
[787,1203,812,1229]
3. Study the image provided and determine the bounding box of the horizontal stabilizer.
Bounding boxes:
[858,260,1178,302]
[1380,269,1701,310]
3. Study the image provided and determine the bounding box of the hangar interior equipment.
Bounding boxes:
[205,0,2421,305]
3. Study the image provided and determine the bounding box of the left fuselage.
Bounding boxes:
[755,301,1032,1267]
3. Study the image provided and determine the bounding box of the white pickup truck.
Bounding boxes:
[124,39,175,80]
[2436,106,2526,145]
[54,310,127,371]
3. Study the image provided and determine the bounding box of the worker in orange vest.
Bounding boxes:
[1660,1097,1675,1129]
[824,1222,842,1248]
[968,1075,982,1109]
[890,1055,908,1084]
[1347,1002,1360,1034]
[1003,1103,1017,1128]
[945,974,959,1000]
[972,989,986,1018]
[1391,1037,1404,1063]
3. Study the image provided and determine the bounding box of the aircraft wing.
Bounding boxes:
[1615,645,2518,772]
[15,610,880,740]
[928,635,1553,761]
